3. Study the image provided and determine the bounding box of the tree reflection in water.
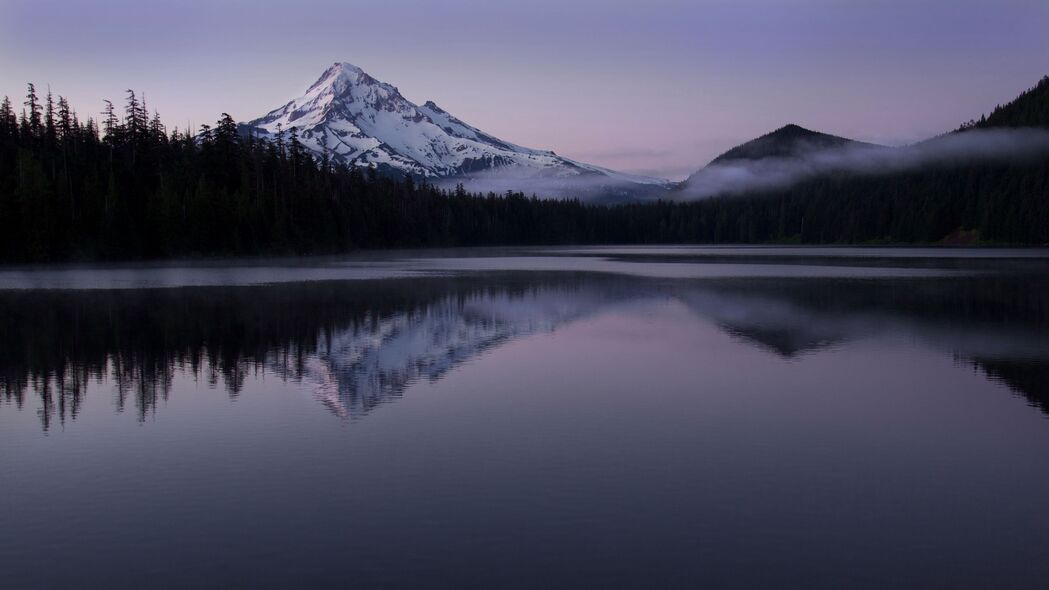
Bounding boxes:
[3,272,1049,430]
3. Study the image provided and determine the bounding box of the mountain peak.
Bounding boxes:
[771,123,814,136]
[306,61,375,95]
[331,61,364,73]
[710,124,864,164]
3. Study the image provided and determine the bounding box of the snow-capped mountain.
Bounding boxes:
[242,62,669,200]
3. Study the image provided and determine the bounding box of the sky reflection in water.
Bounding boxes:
[2,249,1049,589]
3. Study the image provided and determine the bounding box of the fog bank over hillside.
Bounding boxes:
[681,128,1049,199]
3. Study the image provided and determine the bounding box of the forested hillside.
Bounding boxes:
[0,85,630,262]
[682,75,1049,244]
[961,75,1049,130]
[1,76,1048,263]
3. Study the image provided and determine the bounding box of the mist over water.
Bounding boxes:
[681,128,1049,199]
[435,168,668,202]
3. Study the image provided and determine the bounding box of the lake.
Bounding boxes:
[3,246,1049,589]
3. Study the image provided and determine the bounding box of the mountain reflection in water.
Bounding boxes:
[2,271,1049,430]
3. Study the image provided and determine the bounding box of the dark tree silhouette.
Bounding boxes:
[0,75,1047,262]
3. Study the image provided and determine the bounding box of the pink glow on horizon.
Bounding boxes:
[2,0,1047,179]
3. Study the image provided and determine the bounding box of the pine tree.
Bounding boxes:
[288,126,304,168]
[124,89,140,139]
[44,87,56,145]
[149,110,165,139]
[24,83,42,135]
[198,123,213,145]
[139,93,149,135]
[102,100,119,140]
[56,96,73,141]
[215,113,237,147]
[0,96,14,140]
[274,123,286,160]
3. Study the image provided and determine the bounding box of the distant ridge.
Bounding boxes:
[709,123,877,165]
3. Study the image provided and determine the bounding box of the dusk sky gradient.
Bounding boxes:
[3,0,1048,179]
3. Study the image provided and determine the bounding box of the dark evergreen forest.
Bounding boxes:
[1,77,1047,262]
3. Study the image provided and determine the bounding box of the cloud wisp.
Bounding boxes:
[681,128,1049,199]
[434,167,670,203]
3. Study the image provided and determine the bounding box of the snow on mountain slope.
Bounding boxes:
[242,62,669,198]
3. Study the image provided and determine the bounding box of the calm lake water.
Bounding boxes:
[3,246,1049,589]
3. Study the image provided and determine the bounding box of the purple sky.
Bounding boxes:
[3,0,1048,179]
